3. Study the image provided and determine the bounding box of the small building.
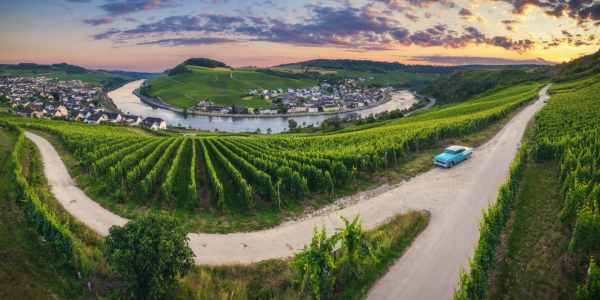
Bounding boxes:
[140,117,167,130]
[323,104,340,112]
[122,115,142,125]
[308,105,318,113]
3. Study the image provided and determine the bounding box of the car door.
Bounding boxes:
[456,149,465,162]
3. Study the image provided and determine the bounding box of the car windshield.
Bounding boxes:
[445,150,455,155]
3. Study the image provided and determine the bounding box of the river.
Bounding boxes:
[108,79,419,133]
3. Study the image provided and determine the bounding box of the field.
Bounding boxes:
[0,81,544,235]
[0,68,133,87]
[147,66,313,108]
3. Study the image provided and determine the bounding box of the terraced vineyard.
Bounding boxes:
[1,82,545,232]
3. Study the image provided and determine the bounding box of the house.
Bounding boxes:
[30,103,42,110]
[259,108,277,115]
[87,112,107,124]
[11,100,30,108]
[323,104,340,112]
[277,89,283,94]
[47,110,63,118]
[290,105,307,113]
[14,109,33,117]
[122,115,142,125]
[55,105,67,115]
[32,108,47,118]
[68,110,85,121]
[140,117,167,130]
[105,112,122,122]
[43,103,56,110]
[234,105,244,113]
[308,105,318,113]
[116,120,128,125]
[287,88,295,93]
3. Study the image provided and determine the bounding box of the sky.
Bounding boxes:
[0,0,599,72]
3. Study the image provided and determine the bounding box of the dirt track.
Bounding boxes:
[25,84,550,300]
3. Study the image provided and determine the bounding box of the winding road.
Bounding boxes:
[25,84,550,300]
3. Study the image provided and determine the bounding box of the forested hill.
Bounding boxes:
[416,68,547,103]
[547,48,600,82]
[168,58,229,76]
[283,59,545,75]
[0,62,88,74]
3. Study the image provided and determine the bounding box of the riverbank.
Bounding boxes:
[134,88,396,118]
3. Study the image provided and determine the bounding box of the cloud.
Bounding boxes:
[121,15,204,35]
[92,29,121,40]
[507,0,552,16]
[67,0,91,2]
[137,37,239,46]
[487,36,535,52]
[57,3,74,13]
[459,8,475,21]
[405,13,420,21]
[98,0,185,17]
[407,55,554,65]
[561,30,573,37]
[82,18,114,26]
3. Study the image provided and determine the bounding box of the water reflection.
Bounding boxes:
[109,80,418,133]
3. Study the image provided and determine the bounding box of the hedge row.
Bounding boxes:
[454,146,528,299]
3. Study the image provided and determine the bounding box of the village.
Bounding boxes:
[195,80,393,115]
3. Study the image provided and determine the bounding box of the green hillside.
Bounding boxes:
[143,65,313,109]
[416,68,547,103]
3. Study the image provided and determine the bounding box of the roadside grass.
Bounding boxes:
[175,210,429,300]
[484,108,592,299]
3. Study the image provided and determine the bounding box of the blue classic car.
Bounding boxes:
[434,145,473,168]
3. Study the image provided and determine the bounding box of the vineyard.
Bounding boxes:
[534,79,600,273]
[0,82,545,232]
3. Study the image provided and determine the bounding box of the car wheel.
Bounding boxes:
[449,162,454,168]
[466,155,469,160]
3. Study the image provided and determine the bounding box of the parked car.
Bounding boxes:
[434,145,473,168]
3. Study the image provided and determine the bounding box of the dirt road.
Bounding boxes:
[25,84,550,299]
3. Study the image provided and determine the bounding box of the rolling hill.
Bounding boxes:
[143,64,314,109]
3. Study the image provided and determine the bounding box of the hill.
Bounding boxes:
[0,62,135,87]
[143,65,313,109]
[270,59,545,89]
[547,48,600,82]
[416,68,548,103]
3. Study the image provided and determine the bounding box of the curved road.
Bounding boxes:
[25,84,550,300]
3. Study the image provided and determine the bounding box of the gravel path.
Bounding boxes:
[25,84,550,300]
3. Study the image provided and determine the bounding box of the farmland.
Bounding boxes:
[145,66,313,109]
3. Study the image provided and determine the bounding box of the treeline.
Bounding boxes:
[184,58,228,68]
[0,62,87,74]
[168,64,193,77]
[417,69,547,103]
[255,67,336,82]
[550,48,600,83]
[103,77,136,93]
[288,59,544,76]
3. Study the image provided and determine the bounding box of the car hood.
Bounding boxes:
[435,153,455,161]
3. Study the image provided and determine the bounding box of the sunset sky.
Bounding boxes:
[1,0,599,72]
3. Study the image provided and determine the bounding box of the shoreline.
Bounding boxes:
[133,88,403,118]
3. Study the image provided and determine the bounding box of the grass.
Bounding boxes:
[174,210,429,300]
[148,67,312,109]
[484,109,592,299]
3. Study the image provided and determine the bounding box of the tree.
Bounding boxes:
[320,120,329,131]
[255,128,261,134]
[302,121,306,127]
[104,212,195,299]
[231,103,236,114]
[323,171,333,196]
[267,128,272,135]
[288,119,298,131]
[366,114,376,124]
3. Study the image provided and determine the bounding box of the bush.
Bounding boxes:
[104,212,195,299]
